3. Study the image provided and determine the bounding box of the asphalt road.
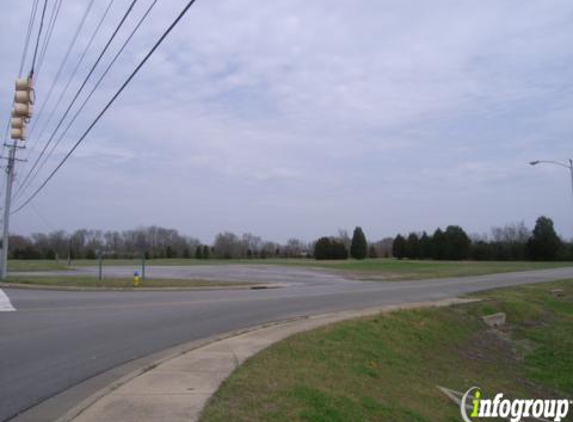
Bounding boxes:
[13,264,350,286]
[2,265,573,422]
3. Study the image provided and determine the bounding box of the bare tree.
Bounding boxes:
[214,232,244,259]
[337,229,351,251]
[284,238,307,257]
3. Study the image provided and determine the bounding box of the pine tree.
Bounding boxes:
[350,227,368,260]
[443,225,471,260]
[195,245,203,259]
[392,235,407,259]
[419,232,432,259]
[432,228,446,260]
[406,233,420,259]
[314,237,348,260]
[527,216,561,260]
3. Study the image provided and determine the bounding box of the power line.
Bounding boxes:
[20,0,99,165]
[1,0,41,199]
[13,0,138,200]
[18,0,40,77]
[4,0,41,151]
[1,0,53,279]
[34,0,64,80]
[13,0,201,214]
[30,0,49,76]
[15,0,160,202]
[21,0,115,169]
[31,200,57,232]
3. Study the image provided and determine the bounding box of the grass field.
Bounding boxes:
[7,260,71,272]
[299,259,573,280]
[7,258,573,281]
[199,280,573,422]
[5,276,255,289]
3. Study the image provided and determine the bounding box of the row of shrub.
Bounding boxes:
[311,216,567,262]
[392,216,564,261]
[314,227,368,260]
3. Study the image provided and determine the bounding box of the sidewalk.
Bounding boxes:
[62,298,476,422]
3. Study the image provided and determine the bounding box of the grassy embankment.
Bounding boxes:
[7,258,573,281]
[200,280,573,422]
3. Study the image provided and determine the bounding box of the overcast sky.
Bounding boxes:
[1,0,572,243]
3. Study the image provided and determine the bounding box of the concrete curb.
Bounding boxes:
[1,282,283,292]
[61,297,479,422]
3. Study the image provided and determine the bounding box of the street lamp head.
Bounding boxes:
[529,161,540,166]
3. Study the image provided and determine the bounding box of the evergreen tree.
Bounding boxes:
[350,226,368,259]
[202,245,210,259]
[314,237,330,260]
[368,245,378,258]
[527,216,561,261]
[443,225,471,260]
[314,237,348,260]
[432,228,446,260]
[332,241,349,259]
[406,233,420,259]
[195,245,203,259]
[392,235,407,259]
[419,232,432,259]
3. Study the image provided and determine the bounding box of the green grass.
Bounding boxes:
[199,280,573,422]
[8,258,572,281]
[299,259,573,281]
[8,259,71,272]
[4,276,256,289]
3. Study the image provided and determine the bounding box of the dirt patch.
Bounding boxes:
[457,328,516,366]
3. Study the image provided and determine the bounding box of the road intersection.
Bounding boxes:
[2,265,573,421]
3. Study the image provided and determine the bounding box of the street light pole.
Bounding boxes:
[570,159,573,200]
[530,159,573,200]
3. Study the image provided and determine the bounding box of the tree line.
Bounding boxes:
[8,227,311,261]
[392,216,568,261]
[7,216,571,262]
[314,227,369,260]
[9,227,200,260]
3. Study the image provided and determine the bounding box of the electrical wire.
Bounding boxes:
[15,0,160,202]
[13,0,201,214]
[3,0,41,152]
[30,0,49,76]
[13,0,138,200]
[20,0,98,165]
[18,0,40,77]
[21,0,115,171]
[1,0,41,199]
[31,200,57,232]
[34,0,64,80]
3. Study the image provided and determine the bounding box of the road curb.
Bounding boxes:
[59,297,479,422]
[51,316,312,422]
[0,282,283,292]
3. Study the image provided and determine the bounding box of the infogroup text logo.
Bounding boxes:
[460,386,571,422]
